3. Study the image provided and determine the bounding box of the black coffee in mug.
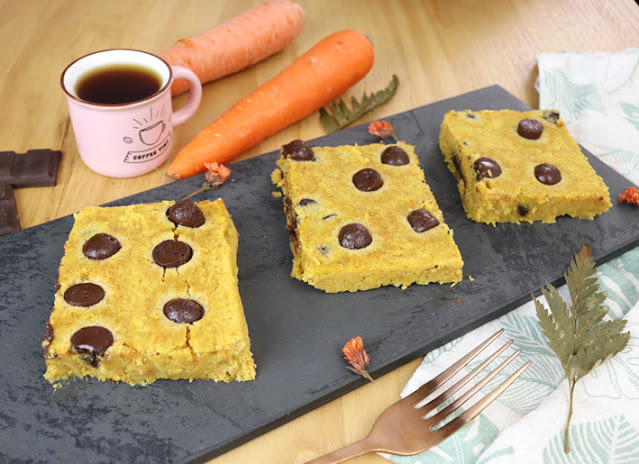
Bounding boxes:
[75,64,162,104]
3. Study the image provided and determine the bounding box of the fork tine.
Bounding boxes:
[433,361,532,442]
[421,342,514,417]
[424,348,521,427]
[405,329,504,406]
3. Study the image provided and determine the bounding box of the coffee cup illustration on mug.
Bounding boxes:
[121,105,172,164]
[139,120,166,145]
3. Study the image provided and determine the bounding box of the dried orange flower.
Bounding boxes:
[204,162,231,185]
[619,186,639,205]
[182,162,231,200]
[342,336,374,382]
[368,120,396,140]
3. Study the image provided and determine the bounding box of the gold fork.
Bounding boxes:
[305,329,531,464]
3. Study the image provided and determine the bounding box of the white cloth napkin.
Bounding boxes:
[383,49,639,464]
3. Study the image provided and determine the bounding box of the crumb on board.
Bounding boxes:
[272,191,282,198]
[468,275,474,281]
[270,168,283,185]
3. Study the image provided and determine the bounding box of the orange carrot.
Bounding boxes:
[160,0,305,96]
[166,30,375,179]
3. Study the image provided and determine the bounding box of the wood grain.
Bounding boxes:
[2,0,639,462]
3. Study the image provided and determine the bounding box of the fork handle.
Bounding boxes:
[305,436,377,464]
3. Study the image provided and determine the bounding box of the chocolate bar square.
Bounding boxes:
[0,183,20,236]
[0,149,62,188]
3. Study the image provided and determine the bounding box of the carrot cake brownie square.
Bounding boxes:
[439,109,611,224]
[272,140,463,293]
[43,199,255,385]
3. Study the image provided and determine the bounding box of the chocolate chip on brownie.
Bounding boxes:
[71,326,114,367]
[83,233,121,260]
[64,283,105,307]
[535,163,562,185]
[163,299,205,324]
[352,168,383,192]
[338,223,372,249]
[542,110,560,124]
[381,146,409,166]
[518,205,530,217]
[517,119,544,140]
[282,140,315,161]
[152,240,193,268]
[474,157,502,180]
[167,200,205,228]
[44,322,54,343]
[407,209,440,232]
[299,198,316,206]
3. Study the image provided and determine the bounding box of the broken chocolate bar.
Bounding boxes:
[0,183,20,236]
[0,149,62,188]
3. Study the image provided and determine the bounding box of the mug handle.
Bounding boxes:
[170,66,202,127]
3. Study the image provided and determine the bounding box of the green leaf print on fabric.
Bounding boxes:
[582,144,639,180]
[540,70,604,123]
[619,102,639,132]
[387,414,499,464]
[501,313,558,357]
[599,250,639,318]
[423,336,463,363]
[542,415,639,463]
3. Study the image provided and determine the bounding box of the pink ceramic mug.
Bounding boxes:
[61,49,202,178]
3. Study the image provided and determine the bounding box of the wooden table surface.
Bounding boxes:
[3,0,639,462]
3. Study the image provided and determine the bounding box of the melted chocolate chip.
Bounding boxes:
[167,201,205,228]
[299,198,316,206]
[82,233,121,260]
[535,163,562,185]
[282,140,314,161]
[451,153,468,185]
[542,110,560,124]
[338,223,372,249]
[152,240,193,268]
[71,326,114,367]
[64,283,105,307]
[163,299,205,324]
[474,157,502,180]
[451,153,464,182]
[517,119,544,139]
[518,205,529,217]
[44,323,53,343]
[407,209,440,232]
[352,168,383,192]
[466,113,476,119]
[286,222,298,249]
[381,146,409,166]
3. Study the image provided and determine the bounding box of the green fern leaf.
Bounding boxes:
[535,244,630,453]
[319,75,400,133]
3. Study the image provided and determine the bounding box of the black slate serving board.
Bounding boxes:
[1,86,638,464]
